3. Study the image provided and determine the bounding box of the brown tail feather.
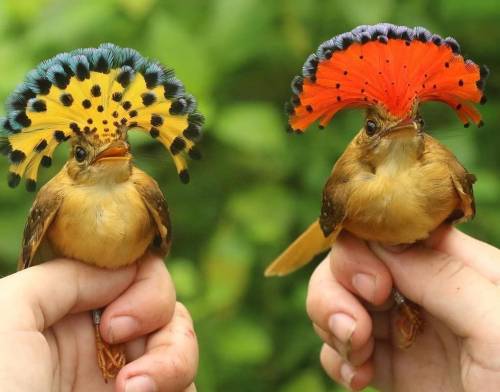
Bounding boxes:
[265,220,341,277]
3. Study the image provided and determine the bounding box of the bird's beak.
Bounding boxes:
[93,142,130,164]
[385,119,419,139]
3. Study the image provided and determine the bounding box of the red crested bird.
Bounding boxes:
[265,23,488,348]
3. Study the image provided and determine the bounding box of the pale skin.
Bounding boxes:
[306,226,500,391]
[0,253,198,392]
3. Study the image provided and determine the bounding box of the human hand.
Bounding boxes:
[0,253,198,392]
[306,226,500,391]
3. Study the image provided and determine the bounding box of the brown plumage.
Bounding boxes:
[265,23,487,349]
[2,44,203,380]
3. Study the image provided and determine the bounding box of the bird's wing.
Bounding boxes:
[18,181,63,270]
[449,160,476,223]
[424,134,476,223]
[132,169,172,257]
[319,174,347,237]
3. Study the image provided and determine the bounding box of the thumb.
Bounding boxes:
[0,258,137,332]
[369,242,500,340]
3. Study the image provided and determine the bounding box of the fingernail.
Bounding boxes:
[125,375,157,392]
[109,316,139,343]
[340,361,355,387]
[328,313,356,344]
[352,273,376,302]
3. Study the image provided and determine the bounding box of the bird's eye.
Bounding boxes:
[365,120,378,136]
[74,146,87,162]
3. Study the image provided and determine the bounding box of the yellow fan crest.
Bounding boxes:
[1,43,203,191]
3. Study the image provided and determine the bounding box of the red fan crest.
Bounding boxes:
[288,24,488,132]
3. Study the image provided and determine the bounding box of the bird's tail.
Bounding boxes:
[265,220,341,277]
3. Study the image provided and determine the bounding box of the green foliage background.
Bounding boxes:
[0,0,498,391]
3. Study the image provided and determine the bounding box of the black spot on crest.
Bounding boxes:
[10,150,26,163]
[170,137,186,154]
[91,85,101,97]
[151,114,163,126]
[35,139,48,152]
[7,172,20,188]
[141,92,156,106]
[60,93,73,106]
[112,92,123,102]
[26,179,37,192]
[41,156,52,168]
[31,99,47,112]
[179,169,190,184]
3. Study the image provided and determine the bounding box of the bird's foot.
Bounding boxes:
[93,310,126,382]
[393,290,424,349]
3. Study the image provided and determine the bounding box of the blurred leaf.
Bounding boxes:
[168,257,200,300]
[213,317,273,365]
[214,102,286,154]
[280,369,326,392]
[227,184,295,244]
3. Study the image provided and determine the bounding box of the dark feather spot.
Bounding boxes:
[179,169,190,184]
[458,79,464,87]
[7,172,20,188]
[169,98,187,115]
[122,101,132,110]
[113,111,119,118]
[117,69,133,88]
[14,112,31,128]
[170,137,186,155]
[31,99,47,112]
[41,156,52,168]
[97,105,104,112]
[150,127,160,138]
[25,179,37,192]
[151,114,163,126]
[305,105,313,113]
[69,122,81,133]
[54,130,67,142]
[129,110,138,118]
[112,92,123,102]
[35,139,48,152]
[142,93,156,106]
[183,123,201,141]
[188,147,202,160]
[82,99,91,109]
[10,150,26,163]
[60,93,73,106]
[91,85,101,97]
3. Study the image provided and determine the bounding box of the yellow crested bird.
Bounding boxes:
[1,43,203,379]
[265,23,488,348]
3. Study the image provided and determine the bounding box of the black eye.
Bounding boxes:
[74,146,87,162]
[365,120,378,136]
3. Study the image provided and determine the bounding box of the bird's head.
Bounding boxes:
[286,23,488,163]
[355,105,424,165]
[1,43,204,192]
[66,136,132,185]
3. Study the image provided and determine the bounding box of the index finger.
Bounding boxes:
[0,259,137,332]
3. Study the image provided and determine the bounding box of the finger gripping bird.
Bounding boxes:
[265,23,488,348]
[1,44,204,379]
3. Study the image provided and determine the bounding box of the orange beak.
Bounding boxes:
[93,142,130,164]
